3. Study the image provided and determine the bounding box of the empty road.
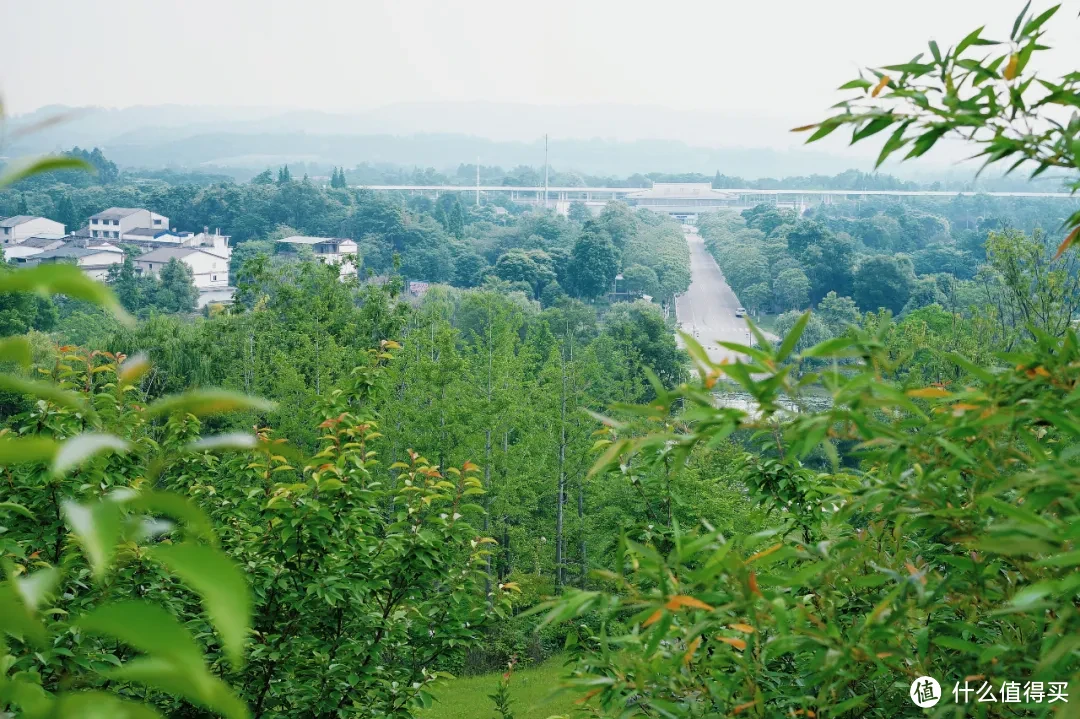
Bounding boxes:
[675,227,756,364]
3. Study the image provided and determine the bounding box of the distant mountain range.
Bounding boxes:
[1,102,991,181]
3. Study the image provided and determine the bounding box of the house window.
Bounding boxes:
[148,263,153,269]
[212,275,217,281]
[91,219,99,225]
[92,230,99,238]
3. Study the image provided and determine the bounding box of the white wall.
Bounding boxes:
[1,217,65,244]
[78,251,124,280]
[136,251,230,289]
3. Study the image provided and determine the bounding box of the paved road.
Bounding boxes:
[674,227,756,364]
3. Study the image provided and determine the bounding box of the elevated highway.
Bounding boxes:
[356,184,1079,217]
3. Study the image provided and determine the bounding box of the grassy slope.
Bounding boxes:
[418,655,580,719]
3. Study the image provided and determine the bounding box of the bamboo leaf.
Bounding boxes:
[0,436,58,465]
[145,390,276,418]
[62,499,122,580]
[0,156,93,188]
[53,433,130,477]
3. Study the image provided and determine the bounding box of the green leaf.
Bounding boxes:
[0,336,32,366]
[1032,549,1080,568]
[875,121,913,169]
[1012,1,1033,39]
[185,433,259,452]
[956,26,987,55]
[943,351,995,383]
[78,600,203,666]
[131,491,217,544]
[837,78,873,91]
[48,691,165,719]
[0,374,93,417]
[145,390,276,418]
[829,694,869,715]
[1021,5,1059,37]
[62,499,122,580]
[0,501,34,518]
[15,567,59,610]
[0,156,93,188]
[801,336,861,359]
[678,330,714,370]
[0,436,58,466]
[109,657,249,719]
[776,311,810,362]
[0,264,132,326]
[53,433,131,477]
[149,543,251,668]
[850,116,895,144]
[0,581,47,645]
[806,120,843,143]
[118,353,152,384]
[934,437,975,466]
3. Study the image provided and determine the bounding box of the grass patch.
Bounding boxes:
[752,313,779,334]
[418,655,579,719]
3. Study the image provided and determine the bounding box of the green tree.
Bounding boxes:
[815,290,860,334]
[774,267,811,310]
[853,254,914,314]
[153,258,199,313]
[277,165,292,185]
[621,264,659,297]
[251,168,274,185]
[741,281,771,316]
[55,193,78,231]
[109,254,142,312]
[569,223,618,299]
[568,201,591,223]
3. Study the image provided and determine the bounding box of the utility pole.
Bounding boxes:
[475,156,480,206]
[543,134,549,210]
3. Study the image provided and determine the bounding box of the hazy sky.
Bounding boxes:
[3,0,1078,119]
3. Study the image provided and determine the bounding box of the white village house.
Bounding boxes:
[1,236,67,264]
[87,208,168,241]
[30,242,125,280]
[134,246,234,309]
[0,216,65,245]
[276,236,358,278]
[134,247,230,288]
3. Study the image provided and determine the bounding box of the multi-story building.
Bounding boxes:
[276,236,358,278]
[0,216,66,245]
[87,207,168,241]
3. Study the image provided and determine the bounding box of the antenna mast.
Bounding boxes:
[543,134,549,209]
[476,156,480,206]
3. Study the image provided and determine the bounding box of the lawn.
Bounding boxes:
[751,312,779,334]
[418,655,580,719]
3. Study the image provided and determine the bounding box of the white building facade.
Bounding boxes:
[30,242,125,280]
[276,236,358,278]
[135,247,231,289]
[0,216,66,245]
[88,208,169,241]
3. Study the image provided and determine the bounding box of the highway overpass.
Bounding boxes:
[354,183,1079,219]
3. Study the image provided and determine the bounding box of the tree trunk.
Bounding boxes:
[555,352,567,591]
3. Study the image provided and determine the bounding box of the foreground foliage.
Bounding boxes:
[540,316,1080,717]
[0,270,512,718]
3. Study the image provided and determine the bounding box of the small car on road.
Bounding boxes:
[735,307,746,317]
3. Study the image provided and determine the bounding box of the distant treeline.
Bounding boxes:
[2,147,1068,194]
